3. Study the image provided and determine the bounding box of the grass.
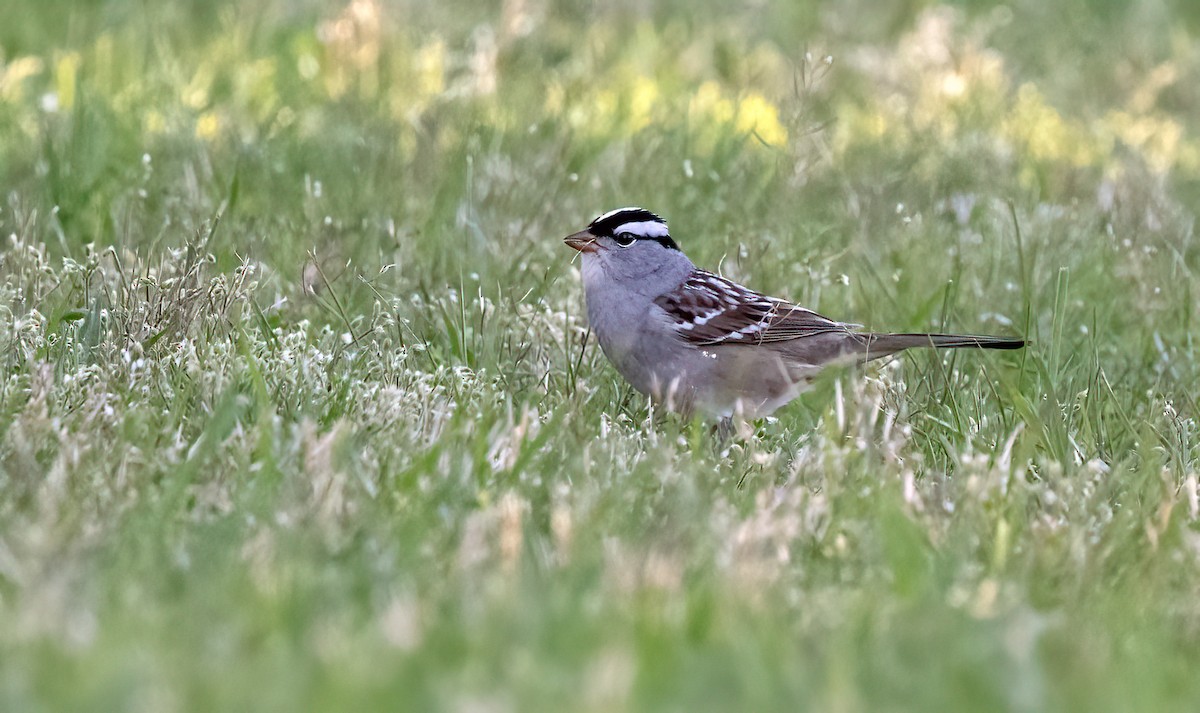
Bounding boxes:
[1,0,1199,710]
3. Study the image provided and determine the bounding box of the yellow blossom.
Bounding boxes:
[0,56,45,102]
[689,82,788,148]
[689,81,734,125]
[143,110,166,135]
[628,75,659,132]
[1003,83,1102,167]
[415,38,446,98]
[736,92,787,146]
[196,111,220,140]
[54,52,81,111]
[1102,110,1184,174]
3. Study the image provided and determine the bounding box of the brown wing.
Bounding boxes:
[654,270,853,346]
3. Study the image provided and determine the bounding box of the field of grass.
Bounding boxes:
[1,0,1200,710]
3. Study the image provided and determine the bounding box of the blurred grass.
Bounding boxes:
[1,0,1199,711]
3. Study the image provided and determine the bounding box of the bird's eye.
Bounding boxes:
[613,233,636,247]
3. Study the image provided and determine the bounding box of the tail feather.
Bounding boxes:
[861,333,1026,361]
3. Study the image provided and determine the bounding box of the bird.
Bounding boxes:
[563,206,1025,421]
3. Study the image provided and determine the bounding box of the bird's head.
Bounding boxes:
[564,207,691,293]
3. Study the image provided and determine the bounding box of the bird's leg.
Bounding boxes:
[713,417,734,447]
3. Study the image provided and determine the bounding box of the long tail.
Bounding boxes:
[860,333,1026,362]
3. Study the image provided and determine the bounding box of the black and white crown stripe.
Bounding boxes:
[588,207,680,250]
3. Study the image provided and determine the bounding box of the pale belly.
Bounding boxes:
[597,330,816,419]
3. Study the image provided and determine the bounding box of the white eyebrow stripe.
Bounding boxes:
[613,220,670,238]
[596,206,645,222]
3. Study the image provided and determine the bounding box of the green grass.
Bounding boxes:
[1,0,1199,710]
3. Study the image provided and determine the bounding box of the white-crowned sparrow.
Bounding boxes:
[564,207,1025,419]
